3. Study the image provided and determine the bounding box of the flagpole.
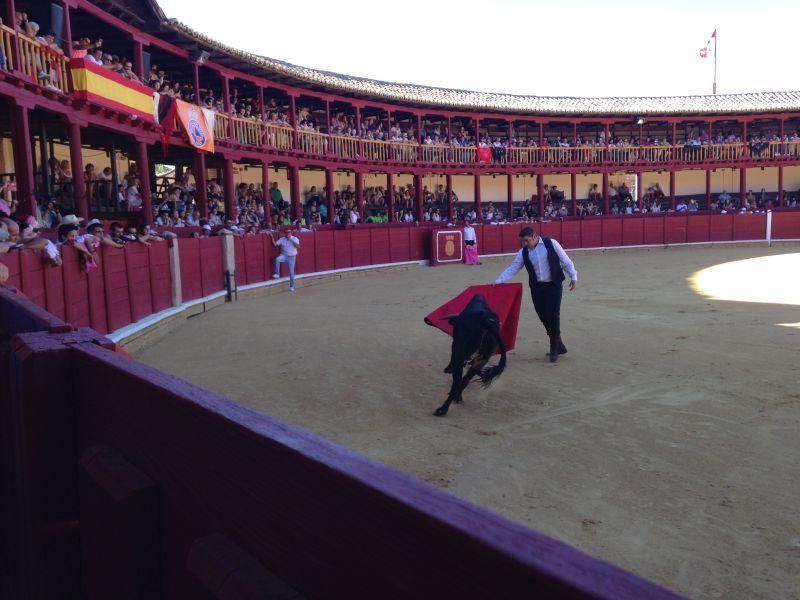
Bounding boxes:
[713,30,717,95]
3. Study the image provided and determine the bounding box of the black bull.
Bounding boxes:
[434,294,508,416]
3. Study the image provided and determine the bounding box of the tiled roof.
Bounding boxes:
[162,19,800,117]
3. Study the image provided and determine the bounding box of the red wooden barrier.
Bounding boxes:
[370,227,390,264]
[621,217,644,246]
[580,218,602,248]
[313,229,335,271]
[333,229,352,269]
[149,243,172,313]
[125,243,154,322]
[241,236,265,284]
[642,217,664,246]
[409,227,429,261]
[664,215,688,244]
[686,214,709,243]
[601,217,623,247]
[2,251,21,289]
[86,259,109,334]
[388,227,410,262]
[560,220,581,249]
[61,247,91,328]
[199,237,224,296]
[481,225,502,254]
[295,232,315,274]
[233,237,247,284]
[501,223,522,253]
[733,213,766,240]
[771,211,800,239]
[43,255,67,321]
[709,213,733,242]
[102,247,132,332]
[19,251,47,310]
[178,238,202,302]
[350,229,371,267]
[540,220,562,242]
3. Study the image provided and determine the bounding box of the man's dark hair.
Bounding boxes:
[519,226,535,238]
[87,223,103,234]
[110,222,123,230]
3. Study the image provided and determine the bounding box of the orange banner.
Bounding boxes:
[175,99,215,153]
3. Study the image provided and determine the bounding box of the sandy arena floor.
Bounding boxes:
[135,244,800,599]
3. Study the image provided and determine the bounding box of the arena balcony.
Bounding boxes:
[2,0,800,227]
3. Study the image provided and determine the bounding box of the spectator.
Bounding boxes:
[269,227,299,292]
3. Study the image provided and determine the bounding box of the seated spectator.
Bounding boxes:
[676,199,688,212]
[86,219,124,248]
[136,223,166,246]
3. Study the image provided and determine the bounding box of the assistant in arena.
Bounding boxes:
[494,227,577,362]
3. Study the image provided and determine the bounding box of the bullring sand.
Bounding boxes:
[136,244,800,600]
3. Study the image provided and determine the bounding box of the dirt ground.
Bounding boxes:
[135,243,800,600]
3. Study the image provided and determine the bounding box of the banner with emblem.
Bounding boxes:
[174,99,215,153]
[430,229,464,265]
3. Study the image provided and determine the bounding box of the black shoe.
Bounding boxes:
[548,335,559,363]
[558,337,567,355]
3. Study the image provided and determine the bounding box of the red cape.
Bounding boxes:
[424,283,523,352]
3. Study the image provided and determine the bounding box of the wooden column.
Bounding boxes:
[446,173,453,219]
[475,174,483,221]
[506,173,513,219]
[222,76,233,140]
[326,168,335,224]
[289,95,297,149]
[669,170,676,210]
[9,100,36,217]
[637,171,643,211]
[132,39,145,80]
[62,1,74,58]
[290,165,301,220]
[325,101,332,156]
[387,172,395,222]
[194,152,208,218]
[705,169,711,209]
[136,140,153,225]
[355,170,364,220]
[356,106,363,159]
[260,161,271,224]
[778,166,784,207]
[740,168,747,207]
[414,173,424,222]
[601,171,609,214]
[67,120,87,218]
[193,64,201,106]
[6,0,22,76]
[571,172,577,216]
[223,157,236,222]
[536,173,544,216]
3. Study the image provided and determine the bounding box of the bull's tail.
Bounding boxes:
[480,318,507,388]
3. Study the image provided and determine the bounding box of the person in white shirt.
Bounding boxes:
[495,226,577,363]
[270,227,300,292]
[349,208,359,225]
[463,218,480,265]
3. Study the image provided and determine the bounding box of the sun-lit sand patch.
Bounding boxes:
[690,253,800,306]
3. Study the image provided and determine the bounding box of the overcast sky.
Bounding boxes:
[157,0,799,98]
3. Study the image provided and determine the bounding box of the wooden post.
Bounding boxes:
[446,173,453,219]
[740,167,747,207]
[261,161,271,224]
[778,166,784,207]
[571,172,577,216]
[637,171,644,211]
[326,168,335,224]
[506,173,513,220]
[68,120,87,218]
[9,100,36,218]
[194,152,208,218]
[387,172,395,222]
[414,173,424,222]
[669,170,676,210]
[475,173,483,221]
[290,165,301,221]
[602,171,609,214]
[705,169,711,209]
[223,157,236,222]
[536,173,544,216]
[136,140,153,225]
[355,170,364,220]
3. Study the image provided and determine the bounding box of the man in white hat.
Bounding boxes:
[58,214,84,227]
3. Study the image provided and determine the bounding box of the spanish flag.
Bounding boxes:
[70,58,155,122]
